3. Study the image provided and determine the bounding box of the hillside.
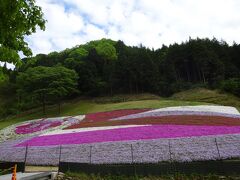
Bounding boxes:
[1,88,240,130]
[1,38,240,122]
[0,93,209,130]
[1,88,240,177]
[171,88,240,110]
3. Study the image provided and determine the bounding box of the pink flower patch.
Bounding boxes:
[17,125,240,147]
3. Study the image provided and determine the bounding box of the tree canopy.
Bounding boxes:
[1,37,240,118]
[16,66,78,114]
[15,38,240,97]
[0,0,46,65]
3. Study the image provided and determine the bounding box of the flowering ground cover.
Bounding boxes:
[41,125,149,136]
[111,105,240,121]
[84,109,151,122]
[15,119,62,134]
[0,134,240,165]
[0,116,84,142]
[14,117,81,135]
[66,109,150,129]
[65,106,240,129]
[66,115,240,128]
[1,105,240,165]
[76,115,240,128]
[17,125,240,147]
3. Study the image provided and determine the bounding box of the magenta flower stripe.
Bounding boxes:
[17,125,240,147]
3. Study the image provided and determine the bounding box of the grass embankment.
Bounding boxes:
[171,88,240,110]
[1,88,240,130]
[64,172,240,180]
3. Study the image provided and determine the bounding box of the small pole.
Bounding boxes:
[215,138,221,159]
[89,146,92,164]
[131,144,137,176]
[168,140,172,162]
[168,140,176,174]
[24,145,28,172]
[58,145,62,164]
[130,144,134,163]
[58,145,62,174]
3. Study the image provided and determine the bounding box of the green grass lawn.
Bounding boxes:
[1,88,240,130]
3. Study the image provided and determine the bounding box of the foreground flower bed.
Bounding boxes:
[0,134,239,165]
[1,105,240,165]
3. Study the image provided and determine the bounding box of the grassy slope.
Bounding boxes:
[0,94,208,130]
[171,88,240,110]
[1,89,240,130]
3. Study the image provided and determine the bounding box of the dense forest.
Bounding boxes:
[0,38,240,117]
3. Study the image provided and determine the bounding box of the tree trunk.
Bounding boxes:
[135,82,139,94]
[58,102,61,115]
[197,66,202,82]
[185,63,190,82]
[201,69,206,84]
[42,93,46,115]
[42,100,46,115]
[129,78,132,94]
[110,85,113,96]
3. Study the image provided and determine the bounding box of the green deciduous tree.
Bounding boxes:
[96,41,117,61]
[69,47,89,60]
[16,66,78,114]
[0,0,46,65]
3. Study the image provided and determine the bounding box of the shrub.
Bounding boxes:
[220,78,240,97]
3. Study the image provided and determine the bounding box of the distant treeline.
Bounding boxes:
[0,38,240,116]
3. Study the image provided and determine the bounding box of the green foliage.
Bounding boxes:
[171,88,240,109]
[220,78,240,97]
[95,41,117,61]
[0,0,46,65]
[0,68,6,83]
[69,48,89,60]
[15,37,240,98]
[2,37,240,117]
[16,66,78,113]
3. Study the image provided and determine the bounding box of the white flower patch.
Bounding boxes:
[170,136,219,162]
[216,134,240,159]
[0,146,26,162]
[111,105,240,121]
[91,143,133,164]
[61,144,91,163]
[132,139,170,163]
[26,146,60,166]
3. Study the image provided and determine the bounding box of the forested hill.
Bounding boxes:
[0,38,240,117]
[20,38,240,94]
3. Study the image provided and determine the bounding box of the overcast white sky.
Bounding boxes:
[26,0,240,55]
